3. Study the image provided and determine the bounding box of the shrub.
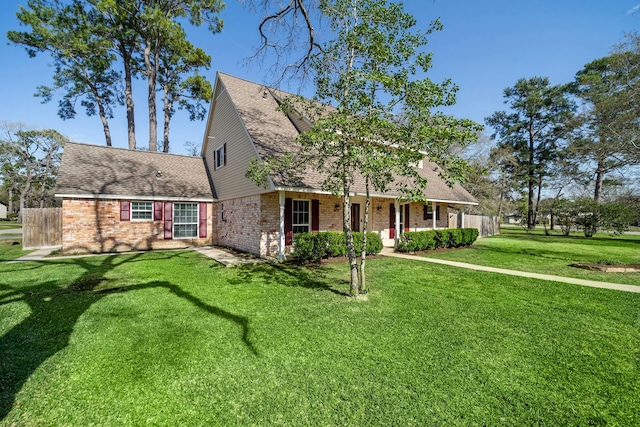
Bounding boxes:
[292,231,383,262]
[397,228,479,252]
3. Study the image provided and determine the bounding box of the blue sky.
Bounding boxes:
[1,0,638,155]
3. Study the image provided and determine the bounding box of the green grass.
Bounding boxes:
[0,223,20,231]
[1,244,639,425]
[425,227,640,286]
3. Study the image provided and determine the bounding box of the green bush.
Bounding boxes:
[292,231,383,262]
[397,228,479,252]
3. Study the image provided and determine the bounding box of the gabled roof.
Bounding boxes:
[216,72,477,204]
[55,142,215,201]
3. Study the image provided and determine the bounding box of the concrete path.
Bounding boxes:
[0,228,21,240]
[8,245,263,267]
[380,248,640,294]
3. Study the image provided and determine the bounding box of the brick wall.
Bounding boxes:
[61,198,214,254]
[216,195,262,255]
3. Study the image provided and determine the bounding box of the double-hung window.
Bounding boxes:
[131,201,152,220]
[292,200,310,234]
[174,203,199,238]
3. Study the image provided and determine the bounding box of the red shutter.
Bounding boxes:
[223,143,227,166]
[199,203,207,238]
[284,198,293,245]
[311,199,320,232]
[154,202,163,221]
[423,205,428,221]
[436,206,440,221]
[213,150,217,171]
[404,204,410,232]
[120,200,130,221]
[164,202,172,239]
[389,203,395,239]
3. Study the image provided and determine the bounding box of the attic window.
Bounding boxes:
[215,143,227,169]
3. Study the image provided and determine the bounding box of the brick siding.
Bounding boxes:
[61,198,214,254]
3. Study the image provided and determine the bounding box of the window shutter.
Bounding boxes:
[423,205,428,221]
[164,202,173,239]
[284,197,293,245]
[199,203,207,238]
[389,203,395,239]
[120,200,130,221]
[223,143,227,166]
[213,150,217,171]
[154,202,163,221]
[436,206,441,221]
[404,204,410,232]
[311,199,320,232]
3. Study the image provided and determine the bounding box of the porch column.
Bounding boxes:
[394,200,400,249]
[278,190,286,262]
[460,211,465,228]
[432,201,437,230]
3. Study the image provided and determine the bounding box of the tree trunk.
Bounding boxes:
[8,187,13,215]
[534,176,543,226]
[121,47,136,150]
[95,92,113,147]
[593,161,605,203]
[359,179,371,294]
[145,35,158,152]
[527,124,536,229]
[163,84,172,153]
[343,182,358,297]
[17,168,32,224]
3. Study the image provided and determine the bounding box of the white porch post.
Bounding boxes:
[394,200,400,249]
[432,201,437,230]
[278,190,286,262]
[460,211,465,228]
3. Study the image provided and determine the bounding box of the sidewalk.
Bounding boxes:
[380,247,640,294]
[9,246,264,267]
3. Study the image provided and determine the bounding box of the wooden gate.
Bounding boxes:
[22,208,62,249]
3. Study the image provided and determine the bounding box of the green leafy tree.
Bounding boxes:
[8,0,120,146]
[571,40,640,202]
[259,0,480,295]
[486,77,575,229]
[0,122,66,223]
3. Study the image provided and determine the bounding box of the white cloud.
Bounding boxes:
[626,4,640,15]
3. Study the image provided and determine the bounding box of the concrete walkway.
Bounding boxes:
[9,245,264,267]
[380,248,640,294]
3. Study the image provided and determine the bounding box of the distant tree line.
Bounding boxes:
[461,33,640,233]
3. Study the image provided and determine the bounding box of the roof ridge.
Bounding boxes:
[64,141,203,160]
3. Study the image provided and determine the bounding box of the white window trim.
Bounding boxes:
[292,199,310,234]
[215,145,225,169]
[173,203,199,239]
[131,201,153,221]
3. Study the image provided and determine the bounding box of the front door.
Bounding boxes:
[351,203,360,232]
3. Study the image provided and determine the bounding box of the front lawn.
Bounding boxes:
[425,227,640,286]
[1,244,638,425]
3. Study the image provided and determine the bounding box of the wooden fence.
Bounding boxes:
[463,214,500,238]
[22,208,62,249]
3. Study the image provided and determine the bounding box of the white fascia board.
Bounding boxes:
[55,194,216,202]
[272,187,478,205]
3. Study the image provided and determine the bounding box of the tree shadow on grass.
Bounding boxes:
[0,252,256,421]
[228,262,350,297]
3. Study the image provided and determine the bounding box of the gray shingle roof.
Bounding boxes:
[55,142,215,200]
[219,73,477,204]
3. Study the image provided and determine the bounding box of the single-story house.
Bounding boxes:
[55,72,477,258]
[0,202,7,219]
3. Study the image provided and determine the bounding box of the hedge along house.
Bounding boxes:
[55,142,216,253]
[202,73,477,260]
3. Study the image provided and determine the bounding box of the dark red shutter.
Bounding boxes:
[311,199,319,232]
[223,143,227,166]
[389,203,395,239]
[213,150,217,171]
[404,204,410,232]
[423,205,428,221]
[284,198,293,245]
[120,200,130,221]
[436,206,440,221]
[154,202,163,221]
[164,202,173,239]
[199,203,207,238]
